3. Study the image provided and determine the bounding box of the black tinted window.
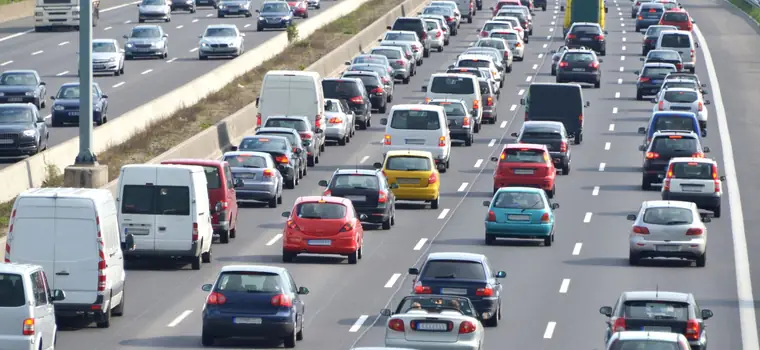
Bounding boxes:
[203,166,221,189]
[622,300,690,321]
[390,110,441,130]
[664,90,698,103]
[645,26,675,37]
[239,137,288,152]
[295,202,347,219]
[571,25,601,34]
[672,162,713,179]
[342,74,380,86]
[610,341,680,350]
[264,119,309,131]
[662,12,688,21]
[522,130,563,139]
[563,53,595,62]
[479,81,491,94]
[121,185,190,215]
[644,67,676,77]
[649,51,680,61]
[653,116,695,132]
[643,207,693,225]
[458,59,491,68]
[330,174,379,189]
[492,191,545,209]
[322,80,362,98]
[651,136,698,153]
[223,154,269,168]
[215,272,283,293]
[371,49,402,59]
[421,260,486,280]
[392,19,423,33]
[258,132,298,146]
[660,34,691,48]
[429,102,466,116]
[502,148,547,163]
[0,273,25,307]
[386,156,431,171]
[430,76,475,94]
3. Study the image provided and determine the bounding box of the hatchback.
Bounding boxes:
[346,64,394,99]
[555,49,603,88]
[652,87,710,133]
[641,49,683,71]
[374,150,440,209]
[323,98,354,145]
[319,168,397,229]
[662,157,724,217]
[635,3,666,32]
[477,20,512,39]
[255,127,309,173]
[230,135,302,188]
[478,78,499,124]
[565,22,607,55]
[606,331,692,350]
[490,143,557,197]
[380,31,425,63]
[483,187,559,246]
[511,121,571,174]
[423,18,446,51]
[286,0,308,17]
[262,116,322,167]
[659,9,693,31]
[368,47,414,83]
[639,130,709,189]
[634,62,678,100]
[341,71,388,113]
[474,38,512,75]
[221,151,283,208]
[427,99,476,145]
[322,78,373,129]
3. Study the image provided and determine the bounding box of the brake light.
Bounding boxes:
[411,44,420,52]
[500,152,506,160]
[649,8,656,12]
[690,49,694,59]
[462,117,471,127]
[713,164,720,192]
[256,113,262,127]
[487,210,496,222]
[658,100,664,111]
[515,42,522,47]
[444,15,451,21]
[567,34,576,39]
[524,111,528,121]
[372,87,384,94]
[388,319,405,332]
[633,226,650,234]
[384,134,391,145]
[686,228,704,236]
[339,222,353,233]
[698,101,704,111]
[349,96,363,104]
[638,16,644,20]
[559,61,568,68]
[396,59,405,65]
[645,152,659,159]
[263,169,274,177]
[579,115,583,123]
[414,284,432,294]
[438,136,446,147]
[612,317,626,332]
[378,190,388,203]
[192,222,199,241]
[595,35,604,40]
[22,318,34,336]
[287,219,298,230]
[428,172,438,184]
[473,99,479,110]
[459,321,477,334]
[315,115,322,129]
[639,77,651,83]
[691,152,704,158]
[271,294,293,307]
[425,98,431,103]
[97,247,106,292]
[541,212,550,223]
[481,31,488,37]
[487,96,494,107]
[476,287,494,296]
[589,62,599,69]
[685,319,700,340]
[206,291,227,305]
[299,132,312,140]
[328,117,342,124]
[560,141,567,152]
[436,30,442,38]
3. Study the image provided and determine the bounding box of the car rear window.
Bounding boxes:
[342,74,380,87]
[476,40,505,49]
[671,162,713,179]
[447,68,483,78]
[563,52,595,62]
[215,271,283,293]
[651,136,697,153]
[660,34,691,48]
[0,273,25,307]
[502,148,547,163]
[386,156,431,171]
[429,102,466,116]
[662,12,688,21]
[390,109,441,130]
[399,296,476,317]
[264,118,309,131]
[644,67,676,77]
[622,300,690,321]
[649,51,681,61]
[645,26,675,37]
[483,22,510,32]
[522,130,563,139]
[527,85,583,117]
[425,20,438,31]
[664,90,698,103]
[421,260,487,280]
[348,65,386,76]
[322,80,362,98]
[258,132,298,146]
[353,56,387,65]
[491,32,519,41]
[663,81,697,90]
[331,174,379,190]
[478,81,491,94]
[492,191,545,209]
[121,185,190,216]
[224,154,268,168]
[430,76,475,94]
[610,341,680,350]
[385,32,417,41]
[371,49,402,59]
[458,59,491,69]
[642,207,693,225]
[392,18,423,33]
[239,137,288,152]
[423,6,449,15]
[296,202,347,219]
[571,25,601,34]
[202,166,222,189]
[653,116,695,132]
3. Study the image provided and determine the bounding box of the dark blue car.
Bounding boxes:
[638,111,701,150]
[256,1,293,31]
[50,82,109,127]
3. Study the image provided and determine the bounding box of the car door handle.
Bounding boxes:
[158,226,166,231]
[56,271,69,276]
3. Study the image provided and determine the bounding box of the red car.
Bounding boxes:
[287,0,309,18]
[658,9,693,31]
[161,159,240,243]
[281,196,365,264]
[492,0,520,16]
[490,143,557,198]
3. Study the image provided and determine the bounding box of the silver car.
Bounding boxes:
[217,0,253,17]
[123,25,169,59]
[324,98,353,145]
[198,24,245,59]
[262,115,324,165]
[420,14,451,44]
[370,46,413,83]
[626,200,709,266]
[346,63,395,99]
[606,331,691,350]
[380,30,425,65]
[137,0,171,23]
[306,0,320,9]
[222,151,283,207]
[91,39,125,76]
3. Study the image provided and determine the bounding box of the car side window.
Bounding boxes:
[286,272,298,294]
[31,271,48,306]
[223,165,234,189]
[41,271,54,303]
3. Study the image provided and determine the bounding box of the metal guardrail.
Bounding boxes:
[744,0,760,7]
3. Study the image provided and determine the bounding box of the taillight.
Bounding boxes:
[578,115,583,123]
[256,112,262,127]
[438,136,446,147]
[425,97,431,103]
[540,213,550,223]
[645,152,659,159]
[481,31,488,37]
[632,226,650,234]
[515,42,522,47]
[462,117,471,127]
[476,287,494,296]
[560,141,567,152]
[275,155,289,164]
[487,96,493,106]
[676,63,683,70]
[388,318,405,332]
[372,87,384,94]
[271,294,293,307]
[487,210,496,222]
[594,35,604,40]
[411,44,419,52]
[3,241,9,263]
[639,77,651,83]
[589,62,599,69]
[339,222,353,233]
[691,152,704,158]
[686,228,704,236]
[690,49,695,59]
[712,164,720,192]
[287,219,298,230]
[315,115,322,129]
[663,178,671,191]
[559,61,568,68]
[22,318,34,336]
[378,190,388,203]
[698,101,704,111]
[396,59,405,65]
[414,284,432,294]
[192,222,199,241]
[299,132,312,140]
[473,99,479,110]
[349,96,363,104]
[436,30,442,38]
[206,291,227,305]
[524,112,528,121]
[638,16,644,20]
[384,134,391,145]
[658,101,664,111]
[685,319,700,340]
[444,15,451,21]
[612,317,626,332]
[567,34,576,39]
[328,117,342,124]
[459,321,477,334]
[97,249,106,292]
[263,169,274,177]
[428,172,438,184]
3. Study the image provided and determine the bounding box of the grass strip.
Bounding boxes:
[0,0,26,5]
[726,0,760,23]
[0,0,404,238]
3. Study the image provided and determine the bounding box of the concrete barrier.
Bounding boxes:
[0,0,34,24]
[0,0,377,204]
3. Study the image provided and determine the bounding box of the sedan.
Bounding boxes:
[483,187,559,246]
[217,0,252,17]
[123,25,169,60]
[50,82,109,126]
[555,49,602,88]
[231,135,302,188]
[137,0,171,22]
[256,1,294,31]
[0,70,46,109]
[0,103,48,156]
[345,63,395,100]
[641,49,683,71]
[198,24,245,59]
[91,39,125,76]
[222,151,283,207]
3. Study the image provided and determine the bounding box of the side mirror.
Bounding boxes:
[691,18,695,23]
[490,156,499,162]
[198,35,202,38]
[163,33,169,38]
[634,70,640,75]
[51,289,66,301]
[599,306,613,317]
[703,146,711,153]
[318,180,329,187]
[695,42,700,48]
[386,26,392,30]
[585,101,591,107]
[651,98,657,103]
[475,28,481,33]
[380,118,388,125]
[201,284,213,292]
[702,90,709,95]
[704,100,711,105]
[701,215,712,223]
[49,96,55,100]
[123,34,129,39]
[234,177,244,188]
[520,98,525,105]
[214,202,224,213]
[390,183,399,189]
[373,162,383,169]
[377,38,382,42]
[255,9,260,12]
[638,145,646,151]
[359,213,368,220]
[136,3,140,5]
[102,94,108,99]
[627,214,637,221]
[297,286,310,295]
[281,211,290,218]
[255,96,260,107]
[123,233,135,251]
[551,203,560,209]
[702,130,707,137]
[720,175,726,181]
[701,309,713,320]
[37,116,45,123]
[344,61,351,66]
[229,145,238,151]
[510,132,518,137]
[598,59,604,63]
[315,128,323,133]
[638,127,647,134]
[408,267,420,275]
[380,309,392,317]
[640,57,645,61]
[482,200,491,207]
[495,271,506,278]
[40,82,46,86]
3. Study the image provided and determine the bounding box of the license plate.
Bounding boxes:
[235,173,255,179]
[656,245,681,252]
[643,326,672,332]
[440,288,467,295]
[653,80,662,84]
[514,169,535,175]
[68,112,79,116]
[268,19,280,23]
[397,178,420,184]
[680,185,702,192]
[229,8,239,11]
[508,214,531,221]
[405,139,425,145]
[234,317,262,324]
[125,227,149,235]
[579,37,592,41]
[94,65,105,69]
[308,239,331,246]
[8,97,22,102]
[572,68,585,71]
[345,195,365,202]
[416,322,448,331]
[0,139,13,144]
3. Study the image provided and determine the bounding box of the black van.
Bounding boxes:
[520,83,590,144]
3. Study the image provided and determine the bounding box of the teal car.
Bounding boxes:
[483,187,559,246]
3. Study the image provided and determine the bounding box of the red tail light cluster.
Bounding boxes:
[256,113,262,127]
[378,190,389,203]
[372,87,384,94]
[559,141,568,152]
[207,291,227,305]
[436,30,442,38]
[567,34,576,39]
[271,294,293,307]
[275,155,289,164]
[459,321,477,334]
[685,319,701,340]
[350,96,363,104]
[428,172,438,184]
[487,96,494,106]
[639,77,651,83]
[475,287,494,296]
[388,318,405,332]
[612,317,626,331]
[645,152,660,159]
[686,228,704,236]
[339,222,353,233]
[594,35,604,40]
[541,212,550,223]
[192,222,199,241]
[263,169,274,178]
[589,62,599,69]
[414,284,432,294]
[633,226,650,234]
[487,210,496,222]
[558,62,569,68]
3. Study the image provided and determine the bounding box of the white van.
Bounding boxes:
[255,70,326,135]
[656,30,697,73]
[422,73,483,122]
[4,188,128,328]
[380,104,452,171]
[116,164,215,271]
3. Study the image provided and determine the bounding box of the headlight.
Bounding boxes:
[283,15,291,20]
[108,57,116,62]
[25,92,34,96]
[22,129,36,137]
[152,41,163,48]
[53,105,65,111]
[258,16,264,20]
[126,43,133,48]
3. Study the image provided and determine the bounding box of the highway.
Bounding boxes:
[44,0,759,348]
[0,0,342,167]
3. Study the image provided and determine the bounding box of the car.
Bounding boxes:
[408,252,506,326]
[341,71,388,113]
[659,8,693,31]
[323,98,353,145]
[420,14,452,42]
[658,77,706,97]
[306,0,320,9]
[369,46,414,83]
[421,6,459,35]
[196,0,218,8]
[90,39,125,76]
[0,103,48,156]
[478,78,499,124]
[631,0,653,18]
[641,49,683,71]
[491,0,519,16]
[639,130,709,190]
[555,49,603,88]
[483,187,559,246]
[381,104,452,170]
[606,331,692,350]
[641,25,677,55]
[231,135,302,188]
[346,64,395,100]
[635,2,665,32]
[454,0,475,22]
[380,295,485,350]
[170,0,196,12]
[256,1,294,31]
[198,24,245,59]
[492,16,525,40]
[389,17,432,57]
[373,150,440,209]
[262,115,322,167]
[452,54,501,89]
[427,99,476,145]
[565,22,607,55]
[511,121,571,174]
[459,47,507,73]
[0,70,46,109]
[322,78,373,129]
[287,0,309,18]
[318,168,397,229]
[496,7,532,35]
[662,157,724,217]
[429,1,462,25]
[600,291,713,348]
[490,143,557,197]
[137,0,171,22]
[50,82,109,126]
[549,45,587,75]
[634,62,678,100]
[474,38,512,74]
[222,151,284,208]
[254,126,308,176]
[123,25,169,60]
[477,20,512,38]
[217,0,252,17]
[663,72,708,94]
[423,73,483,123]
[489,30,524,61]
[380,42,419,72]
[380,31,425,64]
[638,111,702,148]
[281,196,366,263]
[424,18,445,52]
[655,30,698,73]
[652,87,710,134]
[446,67,496,93]
[200,265,309,347]
[346,54,394,73]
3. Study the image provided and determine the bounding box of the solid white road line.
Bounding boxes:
[31,50,43,56]
[176,25,184,29]
[0,60,13,66]
[592,186,600,196]
[599,163,606,171]
[542,43,548,48]
[604,142,611,150]
[510,104,517,111]
[360,155,369,163]
[124,20,131,24]
[112,82,125,88]
[206,13,213,17]
[622,45,626,51]
[265,234,283,246]
[56,71,68,76]
[609,123,615,131]
[488,139,496,147]
[559,279,570,294]
[437,209,450,220]
[572,243,582,255]
[167,310,193,327]
[612,107,618,114]
[623,37,627,42]
[58,41,69,46]
[141,69,153,75]
[413,238,428,250]
[458,183,468,192]
[543,322,556,339]
[384,273,401,288]
[349,315,368,332]
[500,121,507,128]
[474,159,483,168]
[583,212,592,223]
[244,24,251,28]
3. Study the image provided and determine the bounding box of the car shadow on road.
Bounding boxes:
[564,257,694,268]
[120,335,283,348]
[124,259,200,271]
[216,254,347,265]
[612,115,649,122]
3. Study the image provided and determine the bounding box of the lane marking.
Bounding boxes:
[525,76,532,82]
[604,142,611,151]
[488,139,496,147]
[112,82,125,88]
[622,30,627,34]
[510,104,517,111]
[599,163,606,171]
[31,50,43,56]
[619,66,624,72]
[458,182,468,192]
[206,13,213,17]
[572,242,582,255]
[190,47,199,52]
[622,45,626,51]
[474,159,483,168]
[167,310,193,327]
[244,24,251,28]
[517,89,525,96]
[176,25,184,29]
[55,71,68,76]
[543,322,556,339]
[542,43,548,48]
[166,57,178,63]
[532,64,538,70]
[384,273,401,288]
[124,20,131,24]
[500,121,507,128]
[413,238,428,250]
[192,19,199,23]
[612,107,618,114]
[360,155,369,163]
[609,123,615,131]
[58,41,69,46]
[622,37,627,42]
[349,315,368,332]
[549,28,554,32]
[538,53,544,58]
[265,234,283,246]
[583,212,592,223]
[104,26,112,31]
[620,55,625,61]
[0,60,13,66]
[559,279,570,294]
[617,78,622,84]
[592,186,600,196]
[437,209,450,220]
[546,35,551,40]
[551,21,555,25]
[614,92,620,98]
[141,69,153,75]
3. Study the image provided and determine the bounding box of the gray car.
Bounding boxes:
[346,63,395,100]
[323,98,353,145]
[369,46,413,83]
[255,126,308,177]
[478,78,498,124]
[262,116,324,166]
[170,0,196,12]
[91,39,125,76]
[137,0,171,22]
[0,103,49,156]
[428,99,475,145]
[217,0,252,17]
[222,151,283,207]
[635,3,665,32]
[198,24,245,59]
[631,0,653,18]
[123,25,169,59]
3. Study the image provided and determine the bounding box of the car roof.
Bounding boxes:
[427,252,486,263]
[458,54,494,61]
[93,38,118,43]
[660,29,692,36]
[60,81,101,88]
[242,134,288,141]
[429,99,468,106]
[386,150,434,158]
[373,46,404,52]
[257,127,299,134]
[662,87,698,93]
[343,71,380,77]
[614,331,683,341]
[1,69,37,75]
[162,158,223,167]
[652,130,698,138]
[571,22,600,26]
[334,168,380,176]
[669,156,716,165]
[523,121,564,130]
[0,103,37,109]
[643,62,677,68]
[622,290,691,302]
[355,54,388,59]
[267,115,309,121]
[651,111,698,118]
[494,186,545,195]
[386,30,417,35]
[324,77,363,84]
[295,195,351,205]
[223,151,273,159]
[640,2,664,7]
[132,24,161,30]
[642,200,696,210]
[220,264,287,274]
[648,49,680,54]
[0,263,41,275]
[206,24,237,29]
[431,72,476,80]
[504,143,548,150]
[391,103,444,112]
[565,49,596,54]
[485,20,511,25]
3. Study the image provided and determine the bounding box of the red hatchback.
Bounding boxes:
[281,196,365,264]
[161,159,240,243]
[287,0,309,18]
[659,9,692,31]
[492,0,521,16]
[490,144,557,198]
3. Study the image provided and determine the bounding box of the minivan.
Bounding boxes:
[656,30,697,73]
[161,159,240,244]
[422,73,483,122]
[117,164,215,270]
[5,188,130,328]
[521,83,590,144]
[380,104,451,172]
[255,70,326,133]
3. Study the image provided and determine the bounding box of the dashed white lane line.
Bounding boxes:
[360,155,369,163]
[58,41,69,46]
[549,28,554,32]
[206,13,213,17]
[622,30,627,34]
[538,53,544,59]
[542,43,548,49]
[551,21,555,25]
[31,50,43,56]
[622,45,626,51]
[572,242,583,255]
[604,142,611,151]
[599,163,606,172]
[192,19,199,23]
[614,92,620,98]
[543,322,557,339]
[499,121,507,128]
[609,123,615,131]
[349,315,368,332]
[583,212,593,223]
[437,209,450,220]
[518,89,525,96]
[384,273,402,288]
[488,139,496,147]
[525,76,532,82]
[55,71,68,76]
[621,22,625,27]
[265,234,283,246]
[612,107,618,114]
[617,78,623,84]
[104,26,112,31]
[532,64,538,70]
[510,104,517,111]
[176,25,184,29]
[124,20,131,24]
[592,186,600,196]
[559,279,571,294]
[546,35,551,40]
[620,55,625,61]
[458,182,468,192]
[167,310,193,327]
[166,57,178,63]
[244,24,251,28]
[112,82,125,88]
[619,66,624,72]
[190,47,199,52]
[474,159,483,168]
[0,60,12,66]
[413,238,428,250]
[141,69,153,75]
[622,37,627,42]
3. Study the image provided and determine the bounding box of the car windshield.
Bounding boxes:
[430,76,475,94]
[259,132,298,146]
[353,56,387,65]
[483,22,510,31]
[0,107,34,124]
[295,202,347,219]
[215,272,283,293]
[653,116,695,132]
[131,27,160,38]
[421,260,486,280]
[671,161,713,179]
[563,52,595,62]
[477,40,505,49]
[0,72,37,86]
[392,19,423,32]
[660,34,691,48]
[622,300,690,320]
[264,118,309,131]
[224,154,268,168]
[57,86,80,99]
[663,12,688,21]
[649,51,680,61]
[664,90,698,103]
[384,32,417,41]
[142,0,164,5]
[646,25,676,37]
[423,6,449,15]
[491,32,519,41]
[644,67,676,77]
[261,2,289,11]
[610,340,680,350]
[502,149,547,163]
[643,207,694,225]
[342,74,379,86]
[93,42,117,53]
[390,109,440,130]
[493,191,544,209]
[205,27,237,37]
[331,174,379,190]
[386,156,431,171]
[238,137,288,152]
[651,136,697,153]
[571,25,601,34]
[0,273,25,307]
[398,296,476,317]
[371,49,402,59]
[429,102,466,116]
[324,101,341,112]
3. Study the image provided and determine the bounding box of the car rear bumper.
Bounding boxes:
[52,110,104,123]
[283,234,358,254]
[392,68,410,79]
[630,236,706,257]
[325,126,347,140]
[635,19,659,28]
[203,314,295,338]
[356,206,391,223]
[54,300,107,318]
[636,84,661,96]
[93,63,119,73]
[0,336,34,350]
[557,71,600,83]
[493,177,554,191]
[125,242,200,258]
[237,186,278,201]
[485,222,553,236]
[450,129,473,141]
[219,8,252,15]
[392,187,438,201]
[385,339,480,350]
[383,146,448,163]
[662,191,720,208]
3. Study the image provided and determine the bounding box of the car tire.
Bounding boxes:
[713,205,721,218]
[402,76,410,84]
[257,25,263,32]
[201,330,214,347]
[465,135,473,146]
[484,308,499,326]
[230,225,237,238]
[562,162,570,175]
[594,80,601,88]
[551,67,556,76]
[631,13,636,19]
[544,234,552,247]
[219,229,230,244]
[636,91,643,100]
[307,155,315,166]
[218,12,223,17]
[282,251,296,262]
[628,251,639,265]
[202,247,211,262]
[635,27,640,32]
[112,289,125,316]
[689,67,695,73]
[474,122,480,133]
[546,186,555,199]
[641,175,652,190]
[696,252,707,267]
[268,196,278,208]
[96,305,112,328]
[347,249,359,264]
[286,176,296,189]
[379,103,387,114]
[467,16,473,23]
[296,319,304,340]
[382,217,391,230]
[642,48,648,56]
[485,234,495,245]
[338,136,347,145]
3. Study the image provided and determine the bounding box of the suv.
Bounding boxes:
[565,22,607,55]
[318,168,397,230]
[662,157,724,217]
[388,17,431,57]
[322,78,372,129]
[555,49,603,88]
[639,130,710,190]
[341,71,389,113]
[511,121,571,174]
[634,62,678,100]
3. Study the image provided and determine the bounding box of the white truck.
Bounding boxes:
[34,0,100,32]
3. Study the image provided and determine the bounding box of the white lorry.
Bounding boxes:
[34,0,100,32]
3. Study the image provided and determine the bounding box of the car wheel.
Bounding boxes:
[696,251,707,267]
[641,175,652,190]
[201,329,214,346]
[96,303,112,328]
[544,234,552,247]
[202,247,212,262]
[382,217,391,230]
[257,25,263,32]
[219,229,229,244]
[112,288,125,316]
[357,243,363,259]
[296,319,305,340]
[551,67,556,76]
[546,186,555,199]
[282,251,296,262]
[438,46,443,52]
[423,48,430,58]
[465,135,473,146]
[713,205,721,218]
[484,308,499,326]
[286,176,296,189]
[379,103,387,114]
[628,251,639,265]
[430,197,439,209]
[338,136,347,145]
[277,193,283,204]
[402,76,410,84]
[268,196,278,208]
[594,79,601,88]
[485,234,495,245]
[347,249,359,264]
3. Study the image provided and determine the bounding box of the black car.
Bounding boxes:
[565,22,607,55]
[231,135,303,188]
[641,49,683,71]
[322,78,372,129]
[639,130,709,190]
[641,25,677,55]
[0,70,47,109]
[512,120,571,174]
[341,71,388,113]
[533,0,547,10]
[254,127,308,178]
[170,0,196,12]
[555,49,603,88]
[634,62,678,100]
[318,168,397,229]
[389,17,430,56]
[50,82,109,126]
[0,103,49,156]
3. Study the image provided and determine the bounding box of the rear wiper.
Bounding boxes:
[352,186,374,190]
[245,289,265,293]
[521,199,542,212]
[665,220,690,225]
[299,215,322,219]
[671,149,688,152]
[434,274,456,279]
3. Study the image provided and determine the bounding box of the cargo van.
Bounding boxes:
[521,83,590,144]
[255,70,326,136]
[116,164,215,271]
[4,188,130,328]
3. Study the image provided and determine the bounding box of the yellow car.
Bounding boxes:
[374,150,441,209]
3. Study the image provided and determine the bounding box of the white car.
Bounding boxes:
[424,18,445,52]
[607,331,692,350]
[198,24,245,59]
[324,98,354,145]
[420,14,451,44]
[430,0,462,24]
[91,38,126,76]
[491,16,525,41]
[662,157,724,217]
[477,20,512,39]
[489,29,524,60]
[652,87,710,133]
[455,54,502,88]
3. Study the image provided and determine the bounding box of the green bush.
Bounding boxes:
[286,24,299,43]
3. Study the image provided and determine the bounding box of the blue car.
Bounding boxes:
[256,1,293,31]
[483,187,559,246]
[638,111,702,149]
[50,82,109,127]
